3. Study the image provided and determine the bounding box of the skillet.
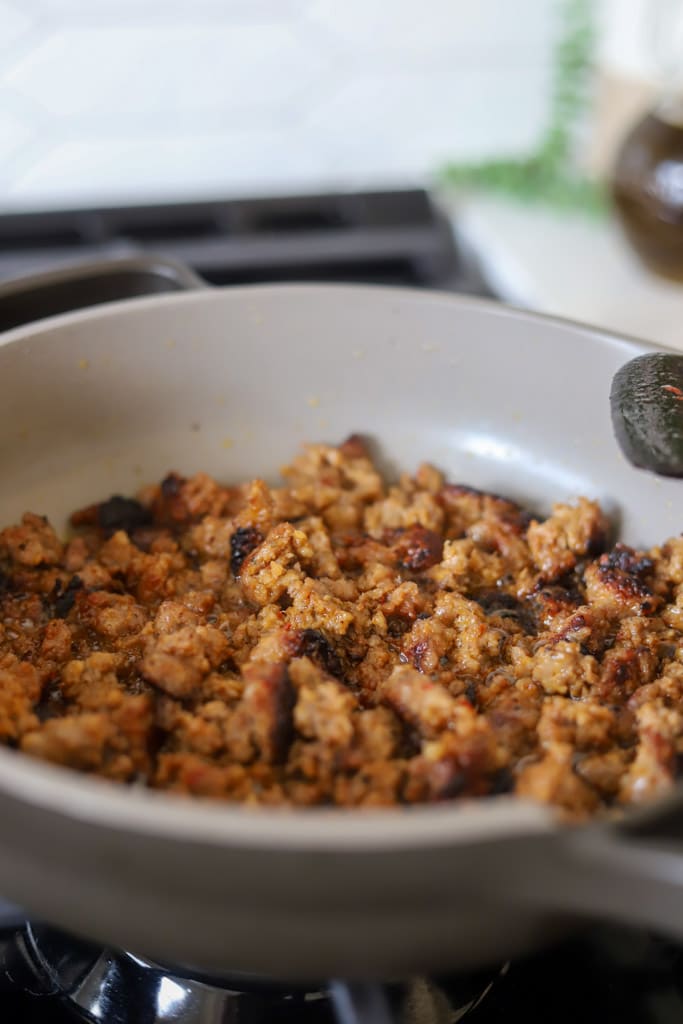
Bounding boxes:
[0,259,683,982]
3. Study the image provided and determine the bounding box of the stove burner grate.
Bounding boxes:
[0,921,506,1024]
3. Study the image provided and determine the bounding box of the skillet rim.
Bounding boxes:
[0,281,672,850]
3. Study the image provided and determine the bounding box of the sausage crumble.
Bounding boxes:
[1,436,682,820]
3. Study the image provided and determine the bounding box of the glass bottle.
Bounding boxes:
[611,0,683,281]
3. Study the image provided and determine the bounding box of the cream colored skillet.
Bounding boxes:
[0,257,682,984]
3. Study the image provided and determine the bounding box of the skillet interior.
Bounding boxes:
[0,283,674,541]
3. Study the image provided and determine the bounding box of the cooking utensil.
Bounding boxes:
[1,258,683,982]
[611,352,683,476]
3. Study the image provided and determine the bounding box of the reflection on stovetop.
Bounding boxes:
[3,925,683,1023]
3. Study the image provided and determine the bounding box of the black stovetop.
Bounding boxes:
[0,188,491,296]
[4,925,683,1023]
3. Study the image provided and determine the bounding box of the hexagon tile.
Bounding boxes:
[0,1,34,53]
[0,0,558,211]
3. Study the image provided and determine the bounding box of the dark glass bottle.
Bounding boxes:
[612,108,683,281]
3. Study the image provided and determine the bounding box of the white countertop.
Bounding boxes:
[450,195,683,352]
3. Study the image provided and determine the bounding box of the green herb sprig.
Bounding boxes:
[441,0,607,214]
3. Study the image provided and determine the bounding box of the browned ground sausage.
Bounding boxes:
[1,435,683,819]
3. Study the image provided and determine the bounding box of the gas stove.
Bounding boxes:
[2,920,683,1023]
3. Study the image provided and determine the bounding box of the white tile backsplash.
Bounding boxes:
[0,1,33,52]
[5,25,330,117]
[0,108,29,161]
[309,0,557,63]
[3,130,330,207]
[32,0,312,14]
[303,65,554,173]
[0,0,561,211]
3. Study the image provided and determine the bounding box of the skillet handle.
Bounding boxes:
[0,255,207,333]
[528,801,683,938]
